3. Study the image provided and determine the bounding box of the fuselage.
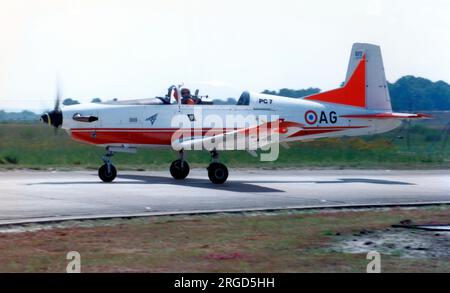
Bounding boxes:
[60,92,402,149]
[38,43,426,184]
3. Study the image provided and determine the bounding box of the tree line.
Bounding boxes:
[262,76,450,111]
[1,75,449,121]
[62,76,450,111]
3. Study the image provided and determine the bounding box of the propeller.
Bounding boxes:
[40,80,63,130]
[55,81,61,112]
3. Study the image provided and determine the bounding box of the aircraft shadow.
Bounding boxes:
[117,174,284,193]
[28,174,284,193]
[27,175,414,194]
[316,178,414,185]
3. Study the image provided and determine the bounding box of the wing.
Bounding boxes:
[172,119,303,151]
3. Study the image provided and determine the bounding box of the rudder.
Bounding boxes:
[305,43,392,111]
[346,43,391,111]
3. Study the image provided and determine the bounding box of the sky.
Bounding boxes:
[0,0,449,112]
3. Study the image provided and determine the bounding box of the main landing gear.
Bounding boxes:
[207,150,228,184]
[97,148,229,184]
[98,149,117,183]
[169,149,229,184]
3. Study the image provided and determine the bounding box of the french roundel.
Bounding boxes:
[304,110,318,125]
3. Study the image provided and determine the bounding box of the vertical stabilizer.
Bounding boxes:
[346,43,392,111]
[305,43,392,111]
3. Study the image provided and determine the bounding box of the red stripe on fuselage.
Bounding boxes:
[71,129,224,145]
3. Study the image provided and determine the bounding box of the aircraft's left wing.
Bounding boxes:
[172,119,303,151]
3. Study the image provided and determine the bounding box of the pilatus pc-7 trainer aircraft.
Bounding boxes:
[41,43,428,184]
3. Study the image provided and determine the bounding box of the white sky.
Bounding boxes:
[0,0,449,111]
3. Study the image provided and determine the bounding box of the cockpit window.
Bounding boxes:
[236,91,250,106]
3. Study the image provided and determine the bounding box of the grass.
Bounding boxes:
[0,206,448,272]
[0,122,449,169]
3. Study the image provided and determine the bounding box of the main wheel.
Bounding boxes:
[98,164,117,183]
[170,159,190,180]
[207,162,228,184]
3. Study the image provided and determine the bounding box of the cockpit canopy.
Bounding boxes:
[99,85,252,106]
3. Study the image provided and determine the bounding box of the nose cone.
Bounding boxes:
[40,113,49,124]
[40,110,63,128]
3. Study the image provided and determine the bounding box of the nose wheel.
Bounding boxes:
[170,159,190,180]
[170,150,190,180]
[98,163,117,183]
[98,149,117,183]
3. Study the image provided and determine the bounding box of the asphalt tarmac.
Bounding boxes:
[0,169,448,224]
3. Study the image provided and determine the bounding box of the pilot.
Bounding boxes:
[180,88,195,105]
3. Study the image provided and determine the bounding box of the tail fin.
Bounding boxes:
[305,43,392,111]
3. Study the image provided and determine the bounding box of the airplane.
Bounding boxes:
[40,43,429,184]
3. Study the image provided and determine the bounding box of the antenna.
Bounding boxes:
[177,84,182,111]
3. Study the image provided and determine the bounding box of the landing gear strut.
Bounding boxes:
[207,150,228,184]
[170,150,190,180]
[98,149,117,183]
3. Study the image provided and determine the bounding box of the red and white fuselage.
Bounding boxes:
[58,43,426,150]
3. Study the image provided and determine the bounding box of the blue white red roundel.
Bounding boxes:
[304,110,318,125]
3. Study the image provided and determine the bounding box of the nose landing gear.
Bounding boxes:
[98,149,117,183]
[169,150,190,180]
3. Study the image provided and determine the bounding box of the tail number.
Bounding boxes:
[305,110,337,125]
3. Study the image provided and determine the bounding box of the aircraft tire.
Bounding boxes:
[170,159,190,180]
[207,162,228,184]
[98,164,117,183]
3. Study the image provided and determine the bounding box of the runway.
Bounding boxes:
[0,169,449,225]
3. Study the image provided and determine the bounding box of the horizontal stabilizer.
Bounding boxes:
[340,113,432,119]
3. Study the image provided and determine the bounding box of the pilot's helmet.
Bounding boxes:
[181,88,191,98]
